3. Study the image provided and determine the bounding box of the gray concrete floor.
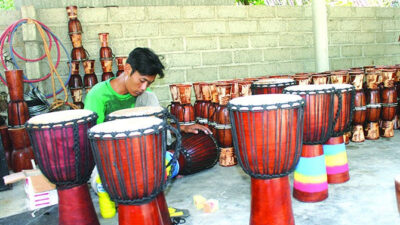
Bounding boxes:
[1,130,400,225]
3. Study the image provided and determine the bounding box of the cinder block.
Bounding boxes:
[259,20,287,33]
[354,7,375,18]
[328,7,353,18]
[80,8,108,23]
[376,32,397,43]
[384,44,400,55]
[108,7,145,22]
[202,51,232,65]
[217,6,247,18]
[84,24,123,41]
[152,85,170,102]
[123,23,159,38]
[374,57,394,66]
[147,6,181,20]
[219,35,248,49]
[353,57,375,67]
[166,53,201,67]
[186,67,219,82]
[287,20,313,32]
[304,6,312,18]
[396,9,400,18]
[382,20,397,31]
[304,61,316,73]
[330,32,353,45]
[342,45,362,57]
[329,46,341,58]
[153,69,186,85]
[193,21,226,34]
[233,49,263,64]
[363,45,386,56]
[150,37,184,53]
[248,63,277,77]
[264,48,291,61]
[38,9,67,25]
[160,22,194,36]
[112,39,149,56]
[228,21,257,34]
[279,33,307,46]
[330,58,353,71]
[186,37,218,51]
[340,20,361,31]
[22,23,39,41]
[291,47,315,60]
[248,6,275,18]
[353,32,375,44]
[376,8,395,18]
[276,7,304,18]
[361,20,382,32]
[249,34,278,48]
[181,6,215,19]
[219,65,248,80]
[277,62,304,74]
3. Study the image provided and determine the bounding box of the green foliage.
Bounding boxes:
[0,0,14,10]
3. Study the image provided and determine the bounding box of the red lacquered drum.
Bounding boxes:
[353,90,366,124]
[252,79,296,95]
[380,120,395,137]
[228,94,304,225]
[106,106,174,123]
[8,127,34,172]
[381,69,396,88]
[99,33,113,60]
[5,70,24,101]
[382,87,397,104]
[7,101,29,127]
[88,117,181,225]
[83,60,95,74]
[365,122,380,140]
[366,104,381,122]
[26,110,99,225]
[66,6,78,20]
[0,125,13,169]
[175,132,218,175]
[169,84,180,119]
[293,73,311,85]
[330,84,355,136]
[349,71,364,90]
[101,60,113,73]
[69,60,80,75]
[176,84,192,105]
[176,104,195,125]
[66,6,82,34]
[84,74,98,94]
[284,85,340,202]
[381,104,397,121]
[193,82,205,121]
[69,74,83,89]
[101,72,114,81]
[115,56,127,77]
[366,72,381,90]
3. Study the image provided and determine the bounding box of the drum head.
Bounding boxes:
[107,106,164,120]
[89,117,163,137]
[27,109,95,127]
[284,84,333,94]
[330,84,354,92]
[253,78,295,87]
[229,94,304,110]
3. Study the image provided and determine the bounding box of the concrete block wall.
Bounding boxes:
[328,7,400,70]
[1,6,400,107]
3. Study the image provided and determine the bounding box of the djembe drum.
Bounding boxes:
[215,83,236,167]
[238,81,252,97]
[83,60,98,94]
[207,82,219,138]
[350,71,366,142]
[323,84,355,184]
[193,82,208,127]
[293,73,311,85]
[284,85,340,202]
[115,56,127,77]
[88,117,181,225]
[312,74,328,85]
[26,110,99,225]
[365,71,381,140]
[380,69,397,137]
[175,84,195,125]
[168,84,180,122]
[252,79,296,95]
[228,94,304,225]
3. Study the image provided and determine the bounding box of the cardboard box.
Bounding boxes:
[24,173,58,210]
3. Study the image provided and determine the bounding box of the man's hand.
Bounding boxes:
[180,124,212,135]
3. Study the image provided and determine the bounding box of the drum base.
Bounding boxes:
[250,177,294,225]
[293,144,328,203]
[364,122,380,140]
[351,125,365,142]
[118,192,172,225]
[395,175,400,214]
[11,146,34,172]
[58,184,100,225]
[219,147,237,167]
[343,132,351,145]
[323,136,350,184]
[380,120,394,138]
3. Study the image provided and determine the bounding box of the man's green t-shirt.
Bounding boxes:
[84,78,137,124]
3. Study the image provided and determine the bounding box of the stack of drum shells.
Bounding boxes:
[115,56,127,77]
[4,70,35,172]
[99,33,115,81]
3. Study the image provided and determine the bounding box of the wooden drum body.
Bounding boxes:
[89,117,180,225]
[229,94,304,225]
[26,110,99,225]
[252,79,296,95]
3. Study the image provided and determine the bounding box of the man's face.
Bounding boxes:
[124,66,156,97]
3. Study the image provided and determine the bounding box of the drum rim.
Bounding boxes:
[228,94,304,111]
[252,78,296,87]
[89,117,164,138]
[26,109,96,127]
[106,106,166,121]
[283,84,335,93]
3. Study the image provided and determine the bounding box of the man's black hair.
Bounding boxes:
[126,47,165,78]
